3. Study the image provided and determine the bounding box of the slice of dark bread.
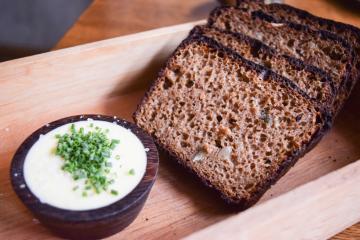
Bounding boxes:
[190,25,335,109]
[208,6,356,115]
[134,36,330,209]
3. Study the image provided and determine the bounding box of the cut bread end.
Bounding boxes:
[134,36,330,208]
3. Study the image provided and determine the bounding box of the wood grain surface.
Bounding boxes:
[185,160,360,240]
[55,0,360,49]
[54,0,219,49]
[1,0,358,239]
[0,21,359,239]
[55,1,360,237]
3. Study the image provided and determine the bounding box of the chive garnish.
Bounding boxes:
[55,124,120,195]
[111,190,118,195]
[128,169,135,175]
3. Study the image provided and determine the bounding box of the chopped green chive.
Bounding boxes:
[89,123,94,128]
[55,123,120,195]
[72,186,79,191]
[128,169,135,175]
[110,139,120,149]
[111,190,118,195]
[82,191,88,197]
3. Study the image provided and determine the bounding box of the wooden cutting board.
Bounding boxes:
[0,20,359,239]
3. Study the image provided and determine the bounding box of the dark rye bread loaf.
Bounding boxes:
[208,6,356,115]
[190,25,335,109]
[134,36,330,209]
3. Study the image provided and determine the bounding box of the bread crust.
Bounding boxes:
[236,0,360,54]
[133,36,332,210]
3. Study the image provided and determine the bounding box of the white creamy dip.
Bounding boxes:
[23,119,147,210]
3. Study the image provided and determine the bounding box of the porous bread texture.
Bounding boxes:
[236,0,360,112]
[191,25,335,108]
[209,7,352,87]
[208,7,355,114]
[134,38,327,207]
[237,0,360,57]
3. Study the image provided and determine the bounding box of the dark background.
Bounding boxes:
[0,0,92,61]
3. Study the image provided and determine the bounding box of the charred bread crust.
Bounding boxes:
[133,36,332,210]
[236,0,360,55]
[190,25,337,108]
[207,6,356,115]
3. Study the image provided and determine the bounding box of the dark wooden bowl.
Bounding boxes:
[10,114,159,240]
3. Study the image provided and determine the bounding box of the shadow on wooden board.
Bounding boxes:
[326,0,360,16]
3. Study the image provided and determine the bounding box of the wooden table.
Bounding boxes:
[54,0,359,239]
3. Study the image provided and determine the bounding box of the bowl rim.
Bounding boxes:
[10,114,159,223]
